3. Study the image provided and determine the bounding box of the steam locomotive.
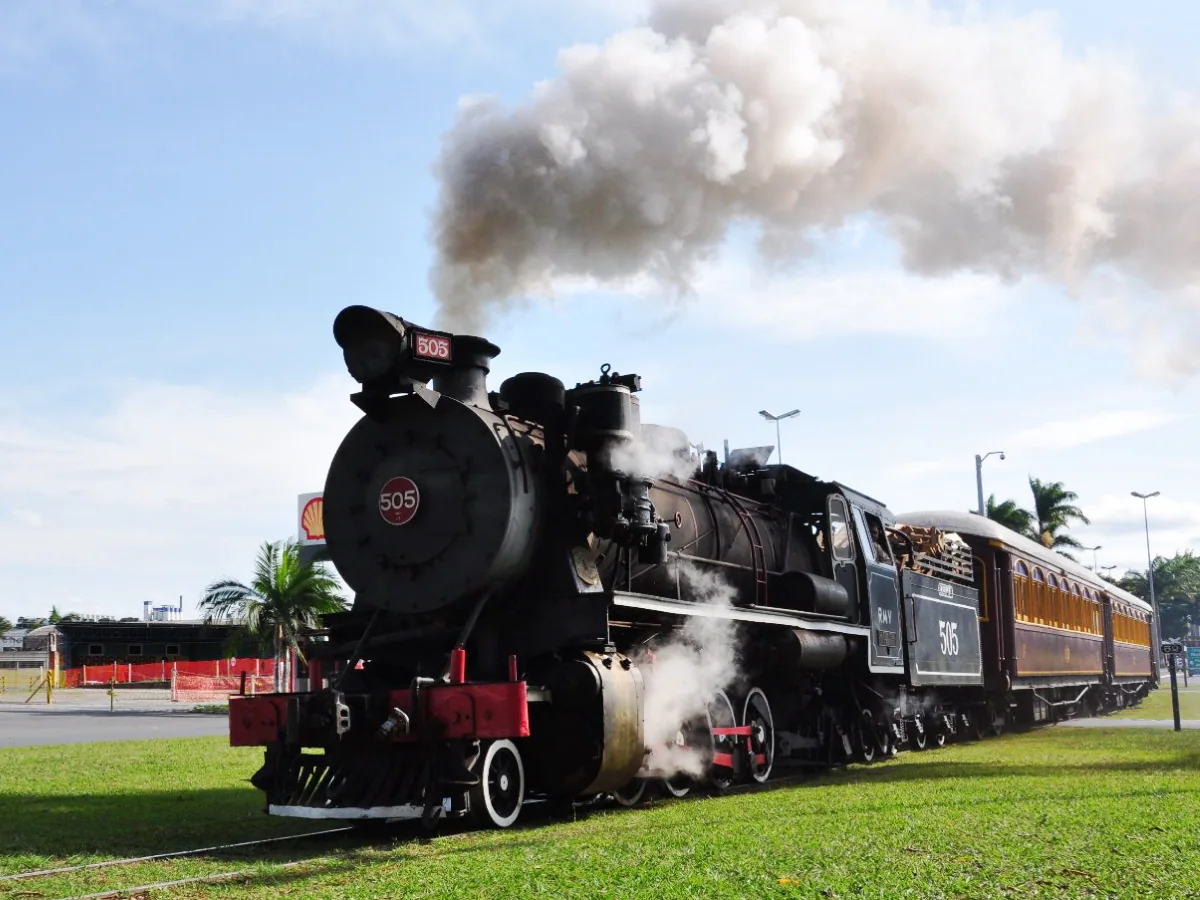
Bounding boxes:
[228,306,1158,829]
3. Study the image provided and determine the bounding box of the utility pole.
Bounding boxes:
[974,451,1006,516]
[759,409,800,466]
[1132,491,1162,665]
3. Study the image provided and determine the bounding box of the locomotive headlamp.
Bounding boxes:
[332,305,458,394]
[333,305,411,385]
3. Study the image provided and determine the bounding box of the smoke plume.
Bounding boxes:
[430,0,1200,370]
[634,559,743,780]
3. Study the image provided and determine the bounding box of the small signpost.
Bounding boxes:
[1162,641,1184,732]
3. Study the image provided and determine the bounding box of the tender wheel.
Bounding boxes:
[467,739,524,828]
[967,710,986,741]
[911,721,928,751]
[707,690,738,792]
[612,779,647,808]
[742,687,775,784]
[988,702,1007,737]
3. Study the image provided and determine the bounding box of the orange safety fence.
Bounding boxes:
[171,673,276,703]
[60,658,276,688]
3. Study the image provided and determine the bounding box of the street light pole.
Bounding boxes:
[1081,545,1102,571]
[974,450,1006,516]
[759,409,800,466]
[1132,490,1162,661]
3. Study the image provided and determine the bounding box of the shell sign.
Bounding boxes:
[298,492,325,545]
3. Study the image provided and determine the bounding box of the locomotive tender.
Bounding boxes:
[228,306,1158,828]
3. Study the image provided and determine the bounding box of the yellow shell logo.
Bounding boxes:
[302,497,325,541]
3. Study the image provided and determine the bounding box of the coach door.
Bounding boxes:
[827,495,861,623]
[850,504,905,674]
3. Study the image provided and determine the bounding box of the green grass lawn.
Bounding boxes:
[1113,685,1200,721]
[2,724,1198,899]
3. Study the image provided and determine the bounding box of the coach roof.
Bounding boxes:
[895,510,1154,615]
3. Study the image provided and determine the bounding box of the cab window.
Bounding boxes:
[828,496,854,561]
[863,510,893,564]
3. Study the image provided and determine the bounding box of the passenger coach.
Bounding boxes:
[897,511,1157,724]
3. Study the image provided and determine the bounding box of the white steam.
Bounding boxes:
[603,424,699,482]
[430,0,1200,373]
[634,559,743,780]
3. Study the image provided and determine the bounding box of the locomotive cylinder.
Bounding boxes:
[789,630,850,669]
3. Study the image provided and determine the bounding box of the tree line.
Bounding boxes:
[0,608,142,633]
[984,476,1199,639]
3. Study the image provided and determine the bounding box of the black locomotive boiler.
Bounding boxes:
[228,306,1158,828]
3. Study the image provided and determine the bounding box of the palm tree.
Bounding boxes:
[1027,477,1090,556]
[1119,551,1200,638]
[985,494,1036,539]
[199,539,347,692]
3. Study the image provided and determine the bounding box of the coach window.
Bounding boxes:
[828,497,854,561]
[1032,568,1046,624]
[1013,561,1030,621]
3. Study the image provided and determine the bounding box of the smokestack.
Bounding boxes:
[432,335,500,408]
[429,0,1200,375]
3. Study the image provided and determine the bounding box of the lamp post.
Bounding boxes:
[974,450,1006,516]
[1100,565,1118,579]
[759,409,800,466]
[1081,545,1102,571]
[1131,491,1161,661]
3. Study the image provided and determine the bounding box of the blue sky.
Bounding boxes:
[1,0,1198,622]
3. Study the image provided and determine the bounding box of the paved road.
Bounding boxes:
[0,691,229,747]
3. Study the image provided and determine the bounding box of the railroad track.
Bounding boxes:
[0,827,356,884]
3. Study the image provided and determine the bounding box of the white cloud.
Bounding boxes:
[1005,409,1188,453]
[0,0,126,68]
[0,0,649,67]
[0,372,362,620]
[1073,493,1200,578]
[885,408,1186,482]
[531,256,1012,343]
[692,261,1012,343]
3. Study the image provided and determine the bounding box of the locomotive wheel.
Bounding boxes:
[467,739,525,829]
[612,779,647,808]
[660,721,700,799]
[854,711,877,763]
[742,687,775,784]
[660,777,692,798]
[930,718,947,748]
[911,721,928,751]
[707,690,738,792]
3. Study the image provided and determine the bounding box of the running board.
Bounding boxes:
[611,591,869,637]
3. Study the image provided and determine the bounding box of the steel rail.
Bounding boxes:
[1,826,354,883]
